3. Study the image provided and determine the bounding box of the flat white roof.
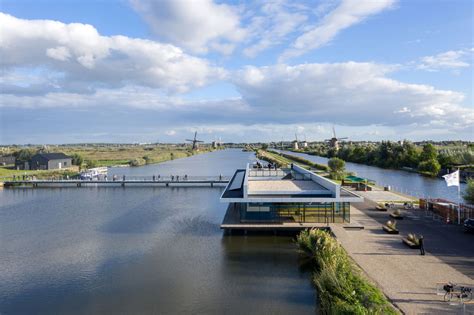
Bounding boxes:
[220,163,364,203]
[248,180,328,195]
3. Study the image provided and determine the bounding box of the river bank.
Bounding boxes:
[0,145,215,180]
[274,149,467,202]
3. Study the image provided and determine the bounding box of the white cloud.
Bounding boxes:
[130,0,246,54]
[243,1,308,58]
[280,0,396,61]
[417,49,472,71]
[0,13,225,94]
[234,62,473,129]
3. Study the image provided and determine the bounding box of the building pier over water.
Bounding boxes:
[220,164,364,231]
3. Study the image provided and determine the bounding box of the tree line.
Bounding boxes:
[304,141,474,177]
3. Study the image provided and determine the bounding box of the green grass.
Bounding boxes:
[0,166,80,180]
[297,229,398,314]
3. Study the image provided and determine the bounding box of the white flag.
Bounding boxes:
[442,170,459,187]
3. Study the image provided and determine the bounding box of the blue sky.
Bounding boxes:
[0,0,472,144]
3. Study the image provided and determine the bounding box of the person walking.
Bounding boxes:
[419,235,425,255]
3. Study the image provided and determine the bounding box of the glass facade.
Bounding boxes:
[236,202,350,223]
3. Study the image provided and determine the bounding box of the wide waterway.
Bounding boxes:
[275,150,466,202]
[0,149,314,314]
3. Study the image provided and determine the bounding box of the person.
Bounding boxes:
[171,175,174,181]
[419,235,425,255]
[176,175,179,181]
[184,174,188,180]
[153,175,155,182]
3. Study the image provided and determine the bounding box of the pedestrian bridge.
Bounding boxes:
[2,175,230,188]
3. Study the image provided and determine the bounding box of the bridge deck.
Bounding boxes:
[2,179,229,188]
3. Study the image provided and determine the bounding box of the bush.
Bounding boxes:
[85,159,98,169]
[129,158,145,167]
[463,179,474,204]
[418,159,441,176]
[328,157,345,179]
[71,153,84,166]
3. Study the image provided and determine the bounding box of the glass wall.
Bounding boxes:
[239,202,350,223]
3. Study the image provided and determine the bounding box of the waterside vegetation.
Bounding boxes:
[296,229,397,314]
[297,141,473,177]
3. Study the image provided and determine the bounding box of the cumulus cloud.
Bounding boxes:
[130,0,246,54]
[243,1,308,58]
[0,13,225,94]
[280,0,396,60]
[417,48,473,71]
[234,62,473,128]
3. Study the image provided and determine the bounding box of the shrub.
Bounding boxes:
[418,159,441,176]
[328,157,346,179]
[463,178,474,204]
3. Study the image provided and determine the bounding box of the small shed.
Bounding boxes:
[30,153,72,170]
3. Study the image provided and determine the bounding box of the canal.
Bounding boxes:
[275,150,466,202]
[0,149,314,314]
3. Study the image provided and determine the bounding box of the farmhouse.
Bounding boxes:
[29,153,72,170]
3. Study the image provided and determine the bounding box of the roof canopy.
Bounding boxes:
[221,164,363,203]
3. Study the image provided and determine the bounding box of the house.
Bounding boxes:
[220,164,363,230]
[29,153,72,170]
[0,155,16,166]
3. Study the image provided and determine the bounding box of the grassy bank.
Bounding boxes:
[60,145,205,167]
[1,145,214,180]
[257,149,329,171]
[0,166,80,180]
[297,229,398,314]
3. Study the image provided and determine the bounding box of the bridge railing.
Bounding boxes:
[4,175,232,182]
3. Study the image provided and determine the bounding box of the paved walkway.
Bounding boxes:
[332,202,474,314]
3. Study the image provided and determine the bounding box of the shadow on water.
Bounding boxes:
[172,215,222,236]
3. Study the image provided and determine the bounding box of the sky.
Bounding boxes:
[0,0,473,144]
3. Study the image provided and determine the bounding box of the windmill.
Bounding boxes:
[302,134,308,148]
[186,131,204,150]
[292,133,299,150]
[325,126,348,151]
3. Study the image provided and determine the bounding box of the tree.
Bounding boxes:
[85,160,98,169]
[328,157,345,180]
[463,179,474,204]
[420,143,437,161]
[71,153,84,166]
[14,148,34,162]
[417,159,441,176]
[261,143,269,150]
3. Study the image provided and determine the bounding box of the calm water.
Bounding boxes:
[0,150,314,314]
[276,150,466,202]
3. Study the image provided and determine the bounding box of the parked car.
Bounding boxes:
[464,219,474,233]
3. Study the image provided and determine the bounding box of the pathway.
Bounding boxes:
[332,201,474,314]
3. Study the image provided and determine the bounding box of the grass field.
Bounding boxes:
[0,144,213,180]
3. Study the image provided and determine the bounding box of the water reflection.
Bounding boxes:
[0,150,315,314]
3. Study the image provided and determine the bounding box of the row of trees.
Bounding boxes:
[306,141,473,177]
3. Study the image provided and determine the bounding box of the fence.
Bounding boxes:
[419,198,474,223]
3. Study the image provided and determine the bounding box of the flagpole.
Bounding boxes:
[457,167,461,225]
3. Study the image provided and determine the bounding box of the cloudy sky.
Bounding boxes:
[0,0,472,144]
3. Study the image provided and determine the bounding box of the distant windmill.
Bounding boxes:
[325,126,348,151]
[186,131,204,150]
[293,133,299,150]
